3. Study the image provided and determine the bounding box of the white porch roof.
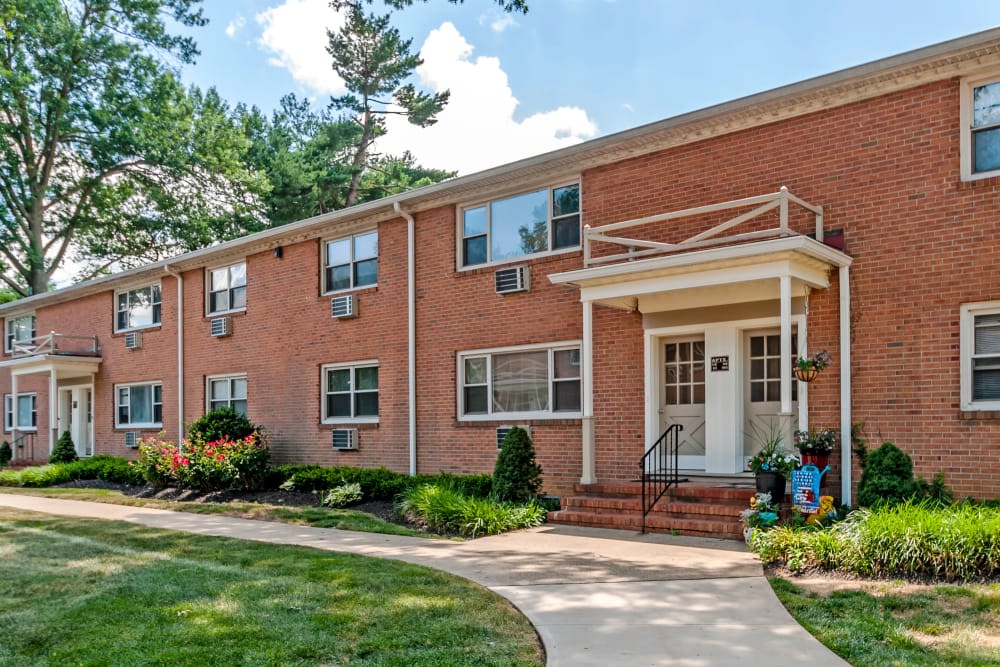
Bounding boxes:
[0,354,102,379]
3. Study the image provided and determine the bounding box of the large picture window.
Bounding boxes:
[207,375,248,415]
[115,383,162,428]
[116,284,162,332]
[459,343,581,419]
[4,314,35,353]
[4,394,37,431]
[324,231,378,293]
[323,363,379,422]
[207,262,247,315]
[461,184,580,267]
[961,303,1000,410]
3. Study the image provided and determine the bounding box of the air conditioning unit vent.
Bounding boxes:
[210,316,231,337]
[331,428,359,450]
[495,266,529,294]
[496,425,530,451]
[330,294,357,319]
[124,432,140,449]
[124,332,143,350]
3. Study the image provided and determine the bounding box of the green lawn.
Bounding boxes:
[0,487,432,538]
[771,576,1000,666]
[0,508,542,666]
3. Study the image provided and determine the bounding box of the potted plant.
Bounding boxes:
[793,427,837,469]
[793,349,832,382]
[740,491,780,541]
[748,427,798,503]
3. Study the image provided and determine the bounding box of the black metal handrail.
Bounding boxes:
[12,432,36,462]
[639,423,682,534]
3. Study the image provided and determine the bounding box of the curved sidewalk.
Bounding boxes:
[0,494,847,666]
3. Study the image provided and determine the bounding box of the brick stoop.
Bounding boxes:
[547,481,763,540]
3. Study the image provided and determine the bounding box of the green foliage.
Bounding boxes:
[335,0,528,13]
[187,408,260,443]
[319,482,363,508]
[272,464,492,501]
[857,442,916,507]
[49,431,78,464]
[0,456,143,487]
[398,484,546,537]
[0,440,11,467]
[492,427,543,502]
[134,434,270,491]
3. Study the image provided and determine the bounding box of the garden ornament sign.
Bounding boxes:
[792,464,829,513]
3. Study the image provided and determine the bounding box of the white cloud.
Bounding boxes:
[256,0,346,95]
[225,16,246,38]
[378,22,597,174]
[621,102,634,112]
[480,13,517,33]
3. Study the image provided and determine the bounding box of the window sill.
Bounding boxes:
[205,308,246,319]
[456,415,582,425]
[321,284,378,298]
[113,324,162,336]
[5,428,37,433]
[115,424,163,431]
[458,247,582,274]
[322,419,379,427]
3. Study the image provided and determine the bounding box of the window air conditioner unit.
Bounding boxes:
[495,266,529,294]
[124,331,143,350]
[496,425,530,450]
[330,294,357,319]
[124,432,140,449]
[210,316,231,337]
[331,428,358,450]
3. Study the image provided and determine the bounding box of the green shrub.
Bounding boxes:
[398,483,546,537]
[187,408,260,443]
[0,440,11,468]
[0,456,143,488]
[48,431,78,464]
[492,427,542,502]
[319,482,363,508]
[273,465,493,501]
[856,441,915,507]
[133,434,270,491]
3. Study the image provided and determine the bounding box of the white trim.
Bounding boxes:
[4,313,36,354]
[320,228,379,295]
[114,382,163,429]
[205,373,248,414]
[839,265,853,506]
[960,301,1000,411]
[321,361,380,424]
[4,393,37,432]
[960,70,1000,182]
[205,260,248,317]
[113,282,162,333]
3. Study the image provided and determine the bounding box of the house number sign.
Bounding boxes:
[710,356,729,372]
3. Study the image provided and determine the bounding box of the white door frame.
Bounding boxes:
[58,383,94,458]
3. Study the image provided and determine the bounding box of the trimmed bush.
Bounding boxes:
[0,456,143,488]
[187,408,260,443]
[857,441,915,507]
[398,484,546,537]
[49,431,78,464]
[492,427,542,502]
[273,465,492,501]
[0,440,11,468]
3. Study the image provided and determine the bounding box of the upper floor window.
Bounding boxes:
[116,383,163,428]
[461,183,580,267]
[116,284,161,332]
[4,314,35,353]
[4,393,37,431]
[208,374,248,416]
[324,231,378,293]
[961,303,1000,410]
[208,262,247,315]
[961,74,1000,180]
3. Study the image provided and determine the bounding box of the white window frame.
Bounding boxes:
[321,229,379,295]
[457,341,583,421]
[457,181,582,270]
[114,283,162,333]
[4,314,36,353]
[4,393,37,432]
[206,374,248,415]
[321,361,379,424]
[206,261,247,316]
[960,302,1000,411]
[960,71,1000,182]
[115,382,163,429]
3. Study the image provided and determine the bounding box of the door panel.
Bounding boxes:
[661,338,706,470]
[744,330,798,465]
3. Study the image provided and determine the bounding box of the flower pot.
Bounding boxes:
[794,366,819,382]
[755,471,786,503]
[801,452,830,470]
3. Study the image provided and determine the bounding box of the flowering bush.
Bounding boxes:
[133,433,270,491]
[793,427,838,455]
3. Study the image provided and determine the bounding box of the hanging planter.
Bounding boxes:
[793,349,832,383]
[793,366,819,383]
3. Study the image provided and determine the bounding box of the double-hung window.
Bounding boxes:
[208,262,247,314]
[961,303,1000,410]
[461,183,580,267]
[323,363,379,422]
[324,231,378,293]
[459,343,581,419]
[208,375,248,415]
[4,394,37,431]
[4,314,35,353]
[116,383,162,428]
[961,74,1000,180]
[116,284,161,332]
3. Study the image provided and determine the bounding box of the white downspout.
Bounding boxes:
[393,202,417,476]
[164,265,184,442]
[839,265,852,506]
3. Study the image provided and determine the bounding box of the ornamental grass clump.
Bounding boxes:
[398,484,546,537]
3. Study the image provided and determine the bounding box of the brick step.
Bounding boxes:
[561,496,745,518]
[547,509,743,540]
[574,482,761,503]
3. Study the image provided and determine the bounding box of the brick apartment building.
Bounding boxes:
[3,29,1000,513]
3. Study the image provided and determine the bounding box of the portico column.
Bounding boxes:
[839,266,853,506]
[49,369,57,455]
[779,274,793,415]
[580,299,596,484]
[10,373,18,460]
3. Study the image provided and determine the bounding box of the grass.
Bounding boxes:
[0,507,543,666]
[0,487,431,538]
[771,576,1000,666]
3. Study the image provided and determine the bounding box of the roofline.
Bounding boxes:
[2,26,996,316]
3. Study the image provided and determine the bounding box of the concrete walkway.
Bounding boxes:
[0,494,848,666]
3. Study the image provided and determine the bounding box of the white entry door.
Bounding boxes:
[743,330,797,466]
[661,337,706,470]
[61,387,93,457]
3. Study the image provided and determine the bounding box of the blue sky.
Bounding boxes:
[178,0,1000,174]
